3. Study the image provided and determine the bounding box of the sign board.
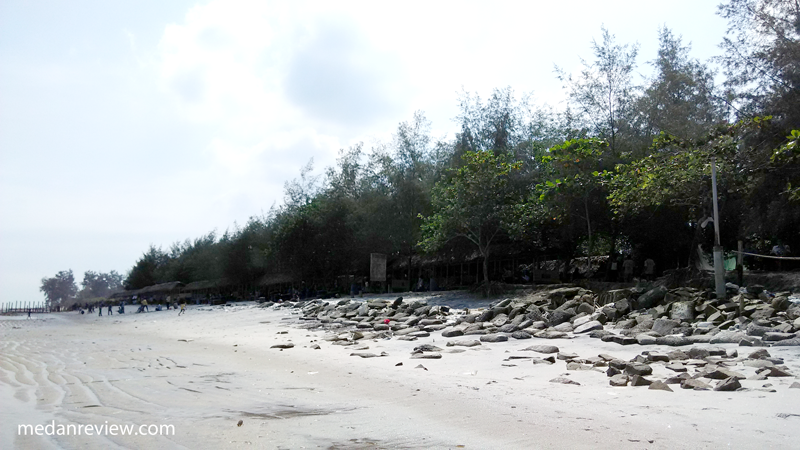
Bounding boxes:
[370,253,387,282]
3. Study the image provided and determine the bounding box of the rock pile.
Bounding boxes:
[263,284,800,349]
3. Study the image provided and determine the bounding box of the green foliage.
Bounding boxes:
[40,270,78,306]
[79,270,124,299]
[771,129,800,200]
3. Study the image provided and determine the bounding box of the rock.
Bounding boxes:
[480,334,509,343]
[548,309,575,326]
[625,363,653,376]
[350,352,387,358]
[609,374,629,386]
[630,375,652,386]
[271,343,294,349]
[748,348,771,359]
[702,368,745,380]
[745,284,764,295]
[680,378,711,390]
[790,382,800,389]
[770,337,800,346]
[498,324,518,333]
[511,331,532,339]
[771,296,790,312]
[442,328,464,338]
[521,344,559,354]
[652,318,680,336]
[310,343,321,350]
[566,362,591,370]
[646,352,670,362]
[714,377,742,391]
[739,336,765,347]
[446,339,482,347]
[665,373,691,384]
[408,331,431,338]
[763,332,795,341]
[766,366,794,377]
[476,309,495,322]
[491,314,509,327]
[638,286,668,309]
[665,362,687,372]
[636,334,658,345]
[710,330,747,344]
[574,320,603,334]
[534,330,569,339]
[606,366,621,377]
[411,352,442,359]
[558,352,579,360]
[577,302,594,315]
[687,347,710,359]
[667,350,689,360]
[656,335,690,346]
[532,357,555,365]
[414,344,442,352]
[550,376,580,385]
[553,322,574,333]
[750,306,775,321]
[649,380,673,392]
[670,301,696,321]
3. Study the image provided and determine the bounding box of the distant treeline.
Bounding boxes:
[42,3,800,306]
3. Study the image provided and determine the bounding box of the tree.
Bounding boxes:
[79,270,124,298]
[536,138,611,257]
[419,151,523,291]
[40,270,78,307]
[633,27,726,142]
[125,246,169,289]
[717,0,800,129]
[557,27,640,155]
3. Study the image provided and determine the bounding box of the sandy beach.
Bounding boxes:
[2,292,800,449]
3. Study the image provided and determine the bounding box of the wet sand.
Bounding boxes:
[2,297,799,449]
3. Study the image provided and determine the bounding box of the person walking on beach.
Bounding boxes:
[178,301,186,316]
[108,304,112,315]
[142,299,148,312]
[27,308,31,319]
[98,302,103,316]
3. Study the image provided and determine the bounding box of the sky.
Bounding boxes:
[0,0,731,306]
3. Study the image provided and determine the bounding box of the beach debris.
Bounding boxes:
[237,420,243,427]
[415,364,428,371]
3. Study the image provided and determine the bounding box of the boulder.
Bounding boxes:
[669,301,695,321]
[637,286,668,309]
[714,377,741,391]
[521,344,559,354]
[649,380,674,392]
[442,328,464,338]
[609,374,629,386]
[652,318,680,336]
[574,320,603,334]
[480,334,509,343]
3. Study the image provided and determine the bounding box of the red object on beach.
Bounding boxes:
[384,319,390,324]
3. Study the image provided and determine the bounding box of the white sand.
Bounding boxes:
[2,297,800,449]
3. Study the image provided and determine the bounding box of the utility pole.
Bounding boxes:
[711,158,726,299]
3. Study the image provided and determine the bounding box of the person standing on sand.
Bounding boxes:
[142,299,148,312]
[178,301,186,316]
[27,308,31,319]
[108,303,112,315]
[98,302,103,316]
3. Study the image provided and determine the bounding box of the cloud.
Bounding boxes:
[284,18,405,129]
